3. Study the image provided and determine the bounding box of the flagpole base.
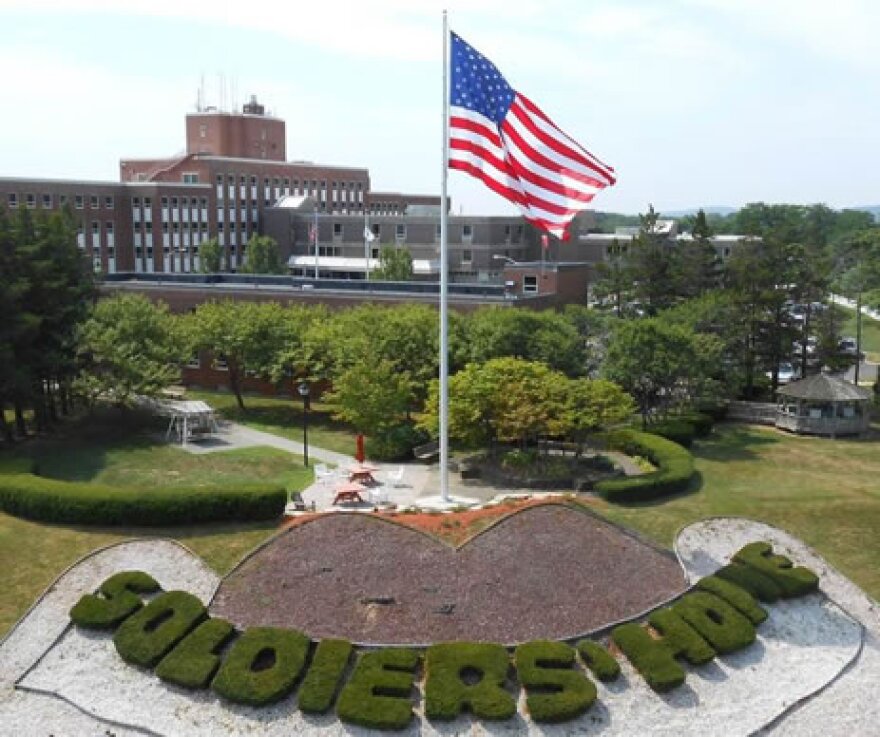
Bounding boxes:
[414,494,481,512]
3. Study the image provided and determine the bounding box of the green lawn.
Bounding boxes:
[594,424,880,600]
[0,411,311,635]
[841,305,880,362]
[185,389,360,456]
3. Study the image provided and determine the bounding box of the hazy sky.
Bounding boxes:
[3,0,879,215]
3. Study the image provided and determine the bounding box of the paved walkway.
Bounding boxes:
[177,420,643,513]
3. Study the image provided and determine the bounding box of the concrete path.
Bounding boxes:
[176,420,641,513]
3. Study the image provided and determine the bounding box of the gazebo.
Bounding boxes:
[775,374,873,437]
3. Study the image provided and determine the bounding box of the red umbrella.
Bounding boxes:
[356,433,365,463]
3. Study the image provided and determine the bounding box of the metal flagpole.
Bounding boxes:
[439,10,450,502]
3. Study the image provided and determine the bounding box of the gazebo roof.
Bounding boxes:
[777,373,872,401]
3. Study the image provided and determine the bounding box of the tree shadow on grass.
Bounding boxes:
[691,424,781,463]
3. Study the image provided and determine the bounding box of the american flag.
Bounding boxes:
[448,32,615,240]
[308,223,317,244]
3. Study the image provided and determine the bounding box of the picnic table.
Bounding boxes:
[348,463,379,485]
[333,481,366,506]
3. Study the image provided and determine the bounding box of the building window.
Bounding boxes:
[59,194,67,207]
[75,195,84,209]
[144,221,152,233]
[91,220,100,235]
[25,193,36,209]
[104,195,114,209]
[462,224,473,238]
[435,224,441,240]
[90,195,99,209]
[133,197,141,208]
[371,247,380,259]
[396,224,406,241]
[41,193,52,209]
[333,222,342,237]
[161,196,169,208]
[182,173,199,184]
[462,249,472,264]
[181,197,189,207]
[7,193,17,208]
[524,275,538,293]
[106,221,114,234]
[144,197,152,209]
[171,197,178,208]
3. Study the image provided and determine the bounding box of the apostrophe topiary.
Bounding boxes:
[337,648,420,730]
[69,570,160,629]
[297,639,353,714]
[515,640,596,723]
[715,562,782,602]
[424,643,515,722]
[576,640,620,682]
[113,590,206,668]
[696,575,768,625]
[211,626,310,706]
[672,592,755,654]
[155,617,236,689]
[733,542,819,598]
[647,608,716,665]
[611,622,685,693]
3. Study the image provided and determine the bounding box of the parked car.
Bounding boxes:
[767,362,800,384]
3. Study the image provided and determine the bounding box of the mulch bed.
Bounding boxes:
[211,502,688,645]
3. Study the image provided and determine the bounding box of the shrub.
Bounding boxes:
[576,640,620,682]
[69,570,160,629]
[0,473,286,526]
[714,563,782,602]
[696,401,728,421]
[596,430,695,503]
[337,648,420,730]
[155,617,236,690]
[696,575,768,625]
[366,423,429,462]
[297,639,353,714]
[647,608,716,665]
[611,622,685,693]
[671,592,756,654]
[211,626,310,706]
[0,456,34,475]
[679,411,714,438]
[113,591,207,668]
[733,541,819,598]
[514,640,596,723]
[645,419,696,447]
[424,642,516,722]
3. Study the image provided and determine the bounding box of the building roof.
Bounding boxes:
[776,373,873,401]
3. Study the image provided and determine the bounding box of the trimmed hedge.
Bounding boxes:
[647,608,716,665]
[671,592,755,654]
[155,617,236,690]
[715,562,782,603]
[298,639,353,714]
[113,590,207,668]
[611,622,685,693]
[733,542,819,598]
[70,570,160,629]
[576,640,620,682]
[596,430,695,503]
[424,643,515,722]
[0,472,286,526]
[337,648,420,730]
[696,575,768,625]
[515,640,596,724]
[645,419,696,447]
[212,626,310,706]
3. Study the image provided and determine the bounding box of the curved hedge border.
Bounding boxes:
[596,430,696,503]
[0,472,287,526]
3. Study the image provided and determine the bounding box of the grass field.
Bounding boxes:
[595,424,880,600]
[0,411,311,635]
[185,389,360,456]
[841,306,880,362]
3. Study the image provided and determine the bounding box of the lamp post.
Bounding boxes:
[298,381,310,467]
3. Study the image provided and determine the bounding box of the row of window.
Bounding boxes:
[132,196,210,210]
[214,174,365,191]
[7,192,115,210]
